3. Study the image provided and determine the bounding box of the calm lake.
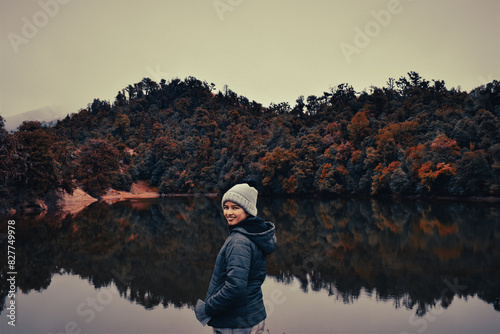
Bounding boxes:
[1,197,499,334]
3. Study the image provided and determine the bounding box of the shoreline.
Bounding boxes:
[60,181,160,215]
[4,185,500,219]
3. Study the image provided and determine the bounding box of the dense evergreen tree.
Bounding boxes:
[0,116,28,199]
[76,138,122,197]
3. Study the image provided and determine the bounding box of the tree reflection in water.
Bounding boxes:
[1,197,499,317]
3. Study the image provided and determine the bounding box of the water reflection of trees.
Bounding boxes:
[0,198,499,316]
[264,198,500,315]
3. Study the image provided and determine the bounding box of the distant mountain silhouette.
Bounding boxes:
[3,105,68,131]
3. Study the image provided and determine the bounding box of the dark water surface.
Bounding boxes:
[0,197,499,333]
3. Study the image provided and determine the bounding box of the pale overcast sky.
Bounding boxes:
[1,0,499,123]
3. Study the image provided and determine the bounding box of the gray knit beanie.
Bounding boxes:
[221,183,258,216]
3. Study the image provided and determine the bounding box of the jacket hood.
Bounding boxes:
[230,216,277,255]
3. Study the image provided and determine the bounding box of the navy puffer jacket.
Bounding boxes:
[203,216,276,328]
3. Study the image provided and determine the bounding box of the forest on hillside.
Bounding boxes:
[1,72,500,214]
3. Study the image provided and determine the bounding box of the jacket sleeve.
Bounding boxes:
[205,236,252,316]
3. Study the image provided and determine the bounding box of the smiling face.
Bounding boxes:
[223,201,249,226]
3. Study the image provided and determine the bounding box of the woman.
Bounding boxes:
[195,183,277,333]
